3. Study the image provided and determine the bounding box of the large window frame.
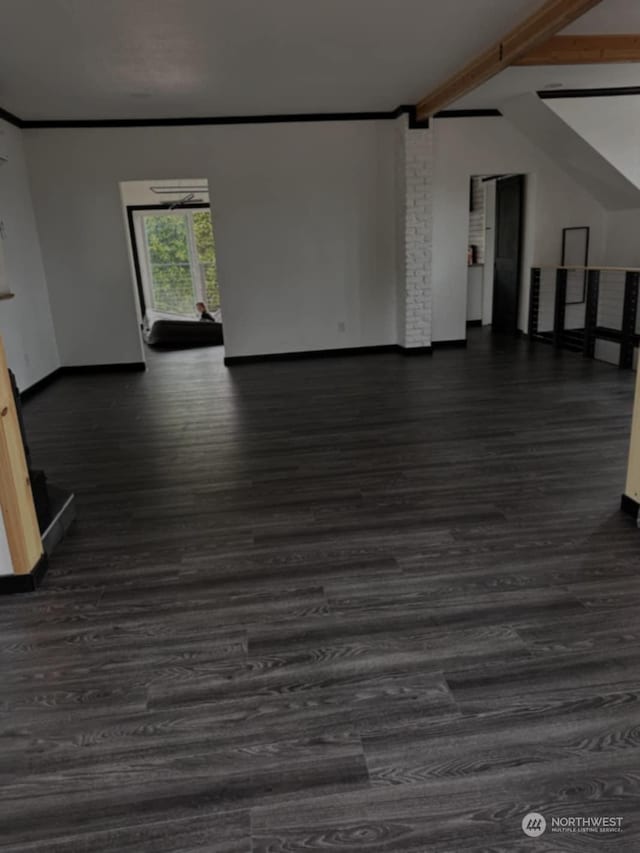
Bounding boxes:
[126,203,218,318]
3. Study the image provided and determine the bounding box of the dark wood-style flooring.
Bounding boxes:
[2,330,640,852]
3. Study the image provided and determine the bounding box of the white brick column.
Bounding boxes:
[396,116,433,350]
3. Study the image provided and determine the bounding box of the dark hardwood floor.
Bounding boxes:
[2,329,639,852]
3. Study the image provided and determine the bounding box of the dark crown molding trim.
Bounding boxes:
[0,105,22,128]
[434,109,502,118]
[539,86,640,100]
[1,100,507,129]
[0,103,433,130]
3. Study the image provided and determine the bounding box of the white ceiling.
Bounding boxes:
[563,0,640,33]
[0,0,550,119]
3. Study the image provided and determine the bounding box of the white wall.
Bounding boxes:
[25,121,397,363]
[0,121,59,389]
[547,96,640,190]
[431,116,608,342]
[542,97,640,271]
[605,209,640,268]
[0,510,13,576]
[120,178,210,207]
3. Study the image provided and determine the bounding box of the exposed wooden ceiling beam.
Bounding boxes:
[416,0,602,120]
[514,34,640,65]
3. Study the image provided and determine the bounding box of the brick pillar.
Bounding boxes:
[396,116,433,350]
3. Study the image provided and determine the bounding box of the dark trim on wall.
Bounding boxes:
[0,105,22,127]
[224,345,399,366]
[539,86,640,100]
[434,109,502,118]
[1,100,518,129]
[20,368,61,402]
[400,345,433,355]
[466,319,483,328]
[61,362,146,375]
[0,555,48,595]
[621,493,639,518]
[432,339,468,349]
[225,343,442,365]
[0,103,435,130]
[20,362,147,401]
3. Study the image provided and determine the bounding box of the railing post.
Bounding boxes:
[622,363,640,519]
[620,271,639,370]
[554,268,567,349]
[528,268,541,338]
[583,269,600,359]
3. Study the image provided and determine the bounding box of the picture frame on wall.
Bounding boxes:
[561,226,590,305]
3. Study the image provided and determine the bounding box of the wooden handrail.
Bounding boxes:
[0,337,43,575]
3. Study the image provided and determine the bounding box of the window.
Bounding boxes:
[135,208,219,316]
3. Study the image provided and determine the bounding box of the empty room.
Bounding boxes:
[2,0,640,850]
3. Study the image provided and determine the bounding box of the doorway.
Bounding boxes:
[492,174,525,335]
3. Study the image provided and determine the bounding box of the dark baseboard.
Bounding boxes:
[466,320,482,328]
[61,362,146,375]
[621,494,640,518]
[432,339,467,350]
[20,368,62,402]
[21,362,146,402]
[224,345,399,366]
[0,554,48,595]
[399,346,433,355]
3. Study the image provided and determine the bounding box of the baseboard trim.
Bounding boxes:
[224,345,399,366]
[21,368,62,402]
[466,320,482,328]
[399,346,433,356]
[0,554,48,595]
[621,494,640,518]
[432,339,467,349]
[61,362,146,375]
[21,362,147,401]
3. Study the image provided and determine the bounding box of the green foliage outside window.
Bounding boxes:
[144,210,219,316]
[193,211,220,309]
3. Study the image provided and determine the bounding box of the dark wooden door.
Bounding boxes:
[493,175,524,334]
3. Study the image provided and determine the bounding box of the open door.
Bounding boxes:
[492,175,524,335]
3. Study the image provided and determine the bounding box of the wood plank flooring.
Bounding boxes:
[2,329,640,851]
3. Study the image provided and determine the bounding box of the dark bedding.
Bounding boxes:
[143,310,223,348]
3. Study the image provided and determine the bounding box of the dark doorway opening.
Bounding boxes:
[492,174,525,335]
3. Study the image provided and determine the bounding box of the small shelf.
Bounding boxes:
[0,293,15,301]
